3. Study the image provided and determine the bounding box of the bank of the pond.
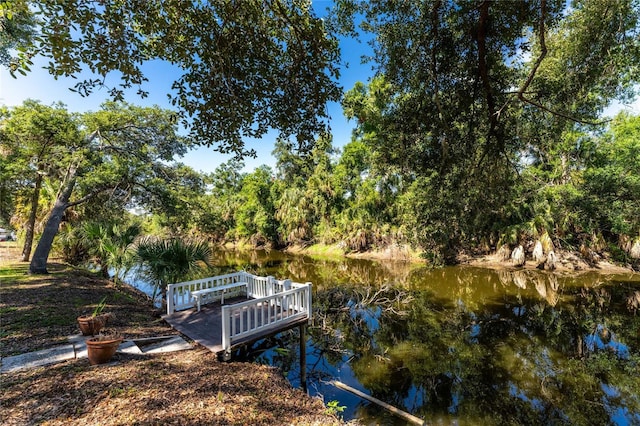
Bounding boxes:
[286,242,422,262]
[0,256,345,426]
[279,242,638,274]
[462,249,637,274]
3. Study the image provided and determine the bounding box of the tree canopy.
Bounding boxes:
[332,0,640,260]
[1,0,342,156]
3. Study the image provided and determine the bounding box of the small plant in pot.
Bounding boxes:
[86,330,123,365]
[77,297,114,336]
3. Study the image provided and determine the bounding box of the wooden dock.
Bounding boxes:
[162,296,308,355]
[162,272,312,359]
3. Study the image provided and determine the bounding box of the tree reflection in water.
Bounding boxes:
[213,249,640,425]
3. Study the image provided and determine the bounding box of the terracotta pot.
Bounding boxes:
[86,336,123,365]
[77,313,113,336]
[77,316,104,336]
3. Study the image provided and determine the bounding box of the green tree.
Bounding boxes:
[273,133,337,245]
[26,102,189,274]
[502,112,640,258]
[273,138,314,186]
[580,113,640,241]
[0,100,80,261]
[331,140,371,204]
[80,221,142,282]
[2,0,341,156]
[335,1,640,261]
[0,1,35,69]
[234,165,277,245]
[135,163,208,236]
[275,186,312,245]
[331,138,404,252]
[200,160,246,242]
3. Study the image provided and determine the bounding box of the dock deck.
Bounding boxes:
[162,272,312,359]
[162,296,309,355]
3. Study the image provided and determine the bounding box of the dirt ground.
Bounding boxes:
[0,244,344,425]
[1,348,341,426]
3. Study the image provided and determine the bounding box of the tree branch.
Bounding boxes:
[66,186,112,208]
[477,0,496,133]
[517,0,547,104]
[519,96,608,125]
[495,0,603,125]
[428,0,450,170]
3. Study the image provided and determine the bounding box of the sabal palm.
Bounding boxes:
[81,221,141,282]
[134,236,213,306]
[276,186,311,243]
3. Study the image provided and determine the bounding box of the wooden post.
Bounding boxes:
[305,282,312,322]
[299,323,307,393]
[166,284,174,315]
[267,276,275,306]
[221,305,231,361]
[267,276,275,296]
[330,380,425,425]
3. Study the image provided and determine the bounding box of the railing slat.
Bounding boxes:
[232,310,236,336]
[222,306,231,351]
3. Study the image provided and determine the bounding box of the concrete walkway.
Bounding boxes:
[1,334,192,374]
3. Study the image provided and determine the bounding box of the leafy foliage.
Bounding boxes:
[2,0,342,156]
[79,221,142,282]
[327,0,640,260]
[0,100,199,272]
[134,236,213,304]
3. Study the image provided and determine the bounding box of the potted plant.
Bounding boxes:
[86,331,123,365]
[77,297,114,336]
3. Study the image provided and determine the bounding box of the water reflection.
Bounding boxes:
[137,249,640,424]
[586,324,630,359]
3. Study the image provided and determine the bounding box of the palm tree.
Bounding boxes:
[81,221,141,282]
[133,236,213,307]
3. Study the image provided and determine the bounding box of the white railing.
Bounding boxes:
[221,281,312,356]
[167,271,313,358]
[166,271,248,314]
[244,274,296,299]
[243,273,273,299]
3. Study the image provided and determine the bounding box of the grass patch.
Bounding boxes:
[0,306,18,315]
[108,386,138,398]
[0,263,31,280]
[298,243,346,258]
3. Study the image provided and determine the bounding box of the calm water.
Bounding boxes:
[134,249,640,425]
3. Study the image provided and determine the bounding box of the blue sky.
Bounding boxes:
[1,2,638,174]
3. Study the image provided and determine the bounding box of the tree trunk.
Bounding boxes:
[22,171,43,261]
[29,172,77,274]
[29,131,99,274]
[0,180,7,225]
